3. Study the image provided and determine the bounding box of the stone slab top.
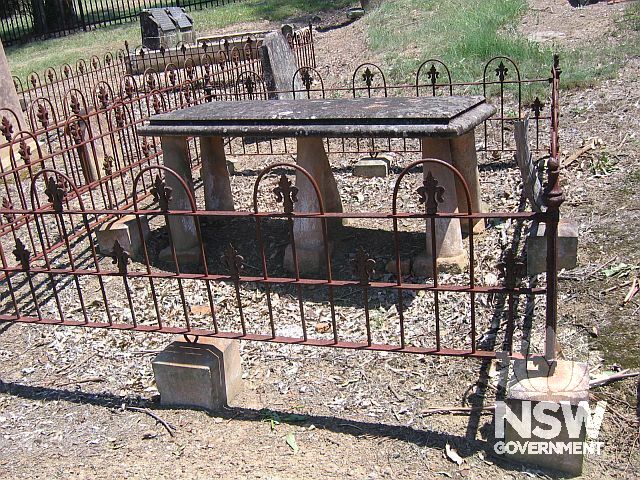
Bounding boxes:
[137,96,496,139]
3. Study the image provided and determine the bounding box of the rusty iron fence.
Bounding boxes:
[0,54,563,360]
[1,0,241,46]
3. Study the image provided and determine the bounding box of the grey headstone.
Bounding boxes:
[260,31,302,100]
[515,117,544,212]
[0,39,25,127]
[166,7,193,31]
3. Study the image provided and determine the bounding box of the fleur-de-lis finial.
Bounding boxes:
[44,176,66,212]
[103,156,114,176]
[426,64,440,86]
[2,197,15,223]
[18,140,32,165]
[354,247,375,286]
[273,175,298,214]
[417,171,445,214]
[495,61,508,83]
[112,240,129,275]
[98,85,110,109]
[124,78,134,99]
[146,74,156,90]
[362,67,375,88]
[13,238,30,271]
[222,243,244,280]
[69,94,80,115]
[301,68,313,91]
[152,95,162,114]
[531,97,544,118]
[47,70,54,83]
[37,104,49,128]
[151,174,172,211]
[141,138,151,158]
[0,116,14,142]
[244,76,256,97]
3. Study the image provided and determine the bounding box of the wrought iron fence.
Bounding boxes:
[0,54,563,360]
[1,0,240,46]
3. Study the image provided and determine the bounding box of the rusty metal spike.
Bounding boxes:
[362,67,374,87]
[0,116,14,142]
[44,176,66,212]
[37,104,49,128]
[354,247,375,286]
[103,156,114,176]
[13,238,30,271]
[151,174,172,211]
[112,240,129,275]
[222,243,244,280]
[18,140,32,164]
[495,61,508,83]
[417,171,445,214]
[2,197,15,223]
[273,175,298,214]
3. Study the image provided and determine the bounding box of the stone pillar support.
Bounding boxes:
[160,136,199,263]
[449,130,484,234]
[418,137,466,273]
[200,136,234,211]
[284,136,343,273]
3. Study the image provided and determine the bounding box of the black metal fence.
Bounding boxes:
[1,0,239,46]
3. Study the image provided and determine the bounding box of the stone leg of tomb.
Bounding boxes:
[449,130,485,234]
[159,136,201,265]
[200,136,235,212]
[284,136,344,273]
[413,138,467,276]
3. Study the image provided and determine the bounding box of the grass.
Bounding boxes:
[6,0,353,81]
[364,0,640,98]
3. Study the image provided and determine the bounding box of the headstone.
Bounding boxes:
[260,31,303,100]
[515,117,544,212]
[0,39,26,126]
[96,214,150,257]
[526,219,578,275]
[140,8,178,50]
[166,7,195,45]
[353,156,389,178]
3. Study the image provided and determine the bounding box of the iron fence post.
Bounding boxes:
[544,54,564,362]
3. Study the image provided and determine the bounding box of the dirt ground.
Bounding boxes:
[1,1,639,479]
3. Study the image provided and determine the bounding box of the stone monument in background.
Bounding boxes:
[0,38,25,129]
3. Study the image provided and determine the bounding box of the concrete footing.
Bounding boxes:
[498,359,590,475]
[353,156,389,178]
[152,337,242,411]
[96,214,150,256]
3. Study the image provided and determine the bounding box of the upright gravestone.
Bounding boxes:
[260,31,302,100]
[0,39,25,128]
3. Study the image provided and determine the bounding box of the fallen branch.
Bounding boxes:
[125,406,177,437]
[421,405,496,416]
[590,371,640,389]
[563,138,602,169]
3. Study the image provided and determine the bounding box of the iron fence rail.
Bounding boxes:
[0,52,563,360]
[1,0,240,46]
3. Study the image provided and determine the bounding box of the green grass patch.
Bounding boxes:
[364,0,640,99]
[6,0,353,81]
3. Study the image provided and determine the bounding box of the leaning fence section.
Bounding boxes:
[0,52,563,360]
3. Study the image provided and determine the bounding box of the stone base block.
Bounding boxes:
[152,337,242,411]
[353,156,389,178]
[500,359,590,475]
[159,245,203,266]
[385,258,411,275]
[460,200,487,235]
[411,251,468,276]
[284,243,333,274]
[96,214,150,256]
[527,219,578,275]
